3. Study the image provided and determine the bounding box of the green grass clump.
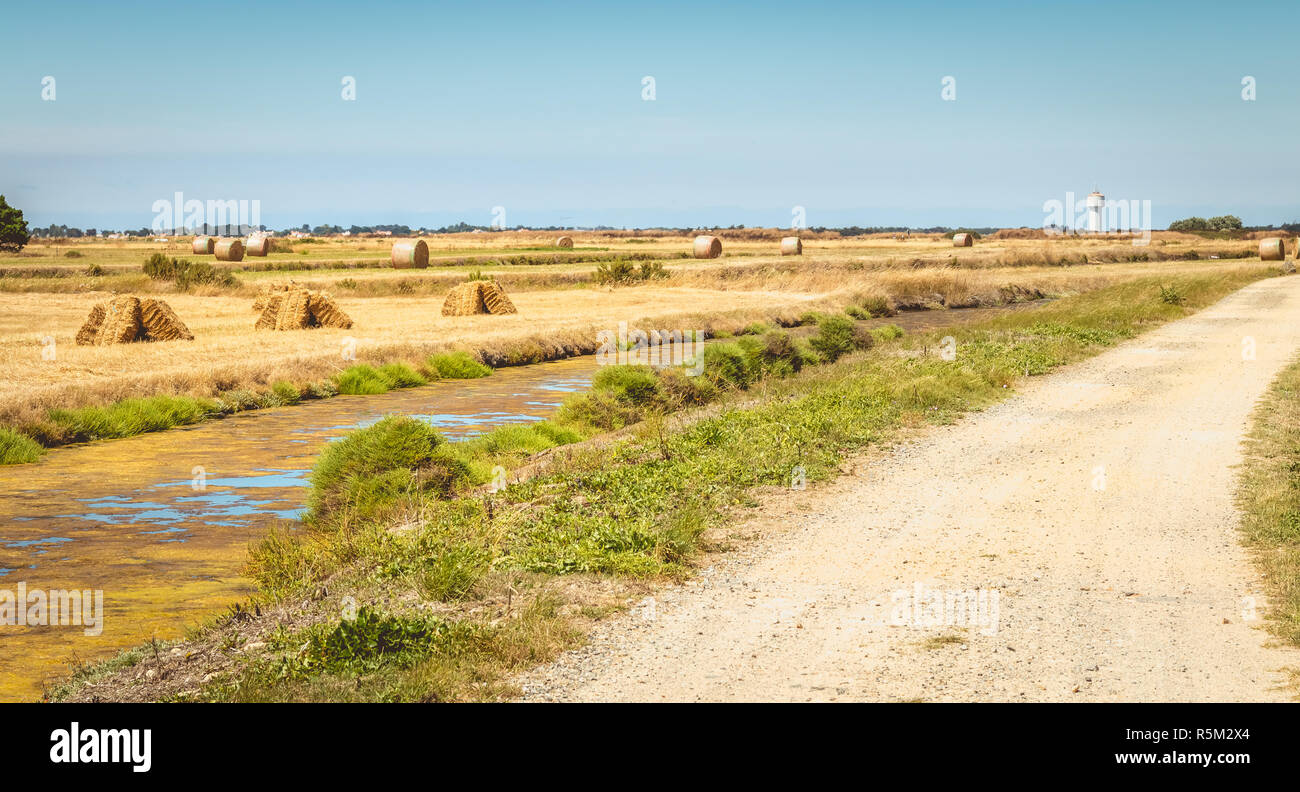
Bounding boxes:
[377,362,428,389]
[336,362,429,396]
[871,324,906,342]
[334,365,390,395]
[307,416,466,524]
[270,381,301,405]
[425,351,492,379]
[0,428,44,464]
[808,314,874,363]
[46,395,219,442]
[418,544,493,601]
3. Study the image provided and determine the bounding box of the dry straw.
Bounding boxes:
[96,297,143,346]
[76,304,105,346]
[780,237,802,256]
[480,281,518,314]
[191,236,215,255]
[252,282,297,313]
[275,290,313,331]
[441,280,518,316]
[77,296,192,345]
[693,235,722,259]
[139,298,195,341]
[245,236,271,257]
[307,293,354,328]
[214,239,245,262]
[555,236,574,248]
[1260,238,1286,261]
[255,294,283,330]
[391,239,429,269]
[953,233,974,247]
[254,289,353,331]
[442,281,487,316]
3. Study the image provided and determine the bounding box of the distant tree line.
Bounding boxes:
[1168,215,1244,232]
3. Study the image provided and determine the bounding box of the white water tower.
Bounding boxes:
[1086,191,1105,233]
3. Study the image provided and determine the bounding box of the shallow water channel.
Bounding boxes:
[0,357,597,701]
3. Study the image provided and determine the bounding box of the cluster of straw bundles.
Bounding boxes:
[1260,238,1286,261]
[780,236,802,256]
[245,236,271,257]
[192,236,215,254]
[391,239,429,269]
[953,233,975,247]
[441,280,518,316]
[214,239,245,262]
[254,289,353,331]
[555,236,574,248]
[76,296,194,345]
[693,235,722,259]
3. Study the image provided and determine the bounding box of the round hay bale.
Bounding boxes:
[191,236,215,255]
[391,239,429,269]
[481,281,518,315]
[96,296,142,345]
[214,239,245,262]
[245,236,271,257]
[255,294,284,330]
[442,281,488,316]
[275,290,313,331]
[1260,238,1287,261]
[555,236,574,248]
[693,235,722,259]
[307,292,354,329]
[76,303,106,346]
[780,237,802,256]
[139,298,194,341]
[953,233,974,247]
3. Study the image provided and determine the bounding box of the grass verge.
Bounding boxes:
[1236,356,1300,648]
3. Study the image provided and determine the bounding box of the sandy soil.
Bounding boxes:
[517,276,1300,702]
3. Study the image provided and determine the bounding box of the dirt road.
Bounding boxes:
[518,276,1300,702]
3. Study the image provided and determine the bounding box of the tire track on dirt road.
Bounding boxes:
[518,276,1300,702]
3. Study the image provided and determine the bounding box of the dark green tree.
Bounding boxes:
[0,195,31,252]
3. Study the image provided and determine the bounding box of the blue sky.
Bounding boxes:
[2,0,1297,229]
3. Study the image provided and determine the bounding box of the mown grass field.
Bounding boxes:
[50,265,1282,702]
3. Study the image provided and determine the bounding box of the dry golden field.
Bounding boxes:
[0,229,1276,434]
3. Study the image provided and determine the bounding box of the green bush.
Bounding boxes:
[425,351,491,379]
